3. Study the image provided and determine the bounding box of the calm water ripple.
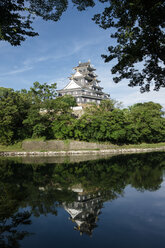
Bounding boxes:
[0,152,165,248]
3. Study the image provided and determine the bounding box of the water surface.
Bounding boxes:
[1,152,165,248]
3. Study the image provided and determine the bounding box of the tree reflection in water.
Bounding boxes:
[0,211,32,248]
[0,151,165,244]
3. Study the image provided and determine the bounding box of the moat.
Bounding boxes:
[1,152,165,248]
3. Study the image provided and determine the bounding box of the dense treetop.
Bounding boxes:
[0,82,165,145]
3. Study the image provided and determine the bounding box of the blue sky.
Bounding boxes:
[0,3,165,109]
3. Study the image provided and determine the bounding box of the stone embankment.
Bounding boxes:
[0,147,165,157]
[21,140,116,151]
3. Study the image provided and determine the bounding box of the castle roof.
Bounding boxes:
[57,61,110,103]
[73,61,96,71]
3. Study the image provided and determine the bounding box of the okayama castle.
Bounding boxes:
[57,61,110,105]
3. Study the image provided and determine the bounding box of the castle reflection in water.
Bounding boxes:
[63,190,102,236]
[62,185,117,236]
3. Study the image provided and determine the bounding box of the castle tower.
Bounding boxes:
[57,61,110,105]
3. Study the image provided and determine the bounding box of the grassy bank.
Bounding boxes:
[0,139,165,152]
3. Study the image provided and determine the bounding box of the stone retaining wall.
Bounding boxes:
[1,146,165,157]
[21,140,116,151]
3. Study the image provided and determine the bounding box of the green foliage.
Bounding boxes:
[127,102,165,143]
[92,0,165,91]
[51,96,77,139]
[73,101,165,144]
[74,108,127,143]
[99,99,123,111]
[23,83,76,139]
[0,87,12,97]
[52,115,75,140]
[30,81,57,102]
[0,0,96,46]
[57,95,77,108]
[0,83,78,143]
[0,89,31,144]
[0,83,165,145]
[0,0,67,46]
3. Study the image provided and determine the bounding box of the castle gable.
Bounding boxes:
[64,80,81,90]
[74,71,83,78]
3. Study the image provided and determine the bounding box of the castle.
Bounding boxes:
[57,61,110,105]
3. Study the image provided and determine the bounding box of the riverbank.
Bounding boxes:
[0,139,165,156]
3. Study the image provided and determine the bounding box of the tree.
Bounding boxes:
[0,0,64,46]
[127,102,165,143]
[99,99,123,111]
[0,0,95,46]
[74,102,126,143]
[0,89,31,144]
[23,82,57,139]
[0,211,32,248]
[93,0,165,92]
[24,83,77,139]
[0,87,12,97]
[51,95,77,139]
[30,81,57,102]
